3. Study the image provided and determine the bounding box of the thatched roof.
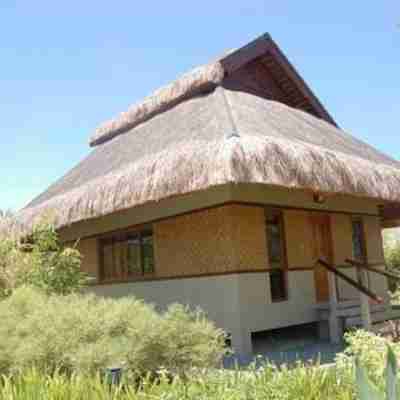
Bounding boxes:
[19,34,400,230]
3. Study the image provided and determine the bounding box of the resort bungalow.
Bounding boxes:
[20,34,400,357]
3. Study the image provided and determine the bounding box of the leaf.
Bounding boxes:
[355,357,382,400]
[386,345,398,400]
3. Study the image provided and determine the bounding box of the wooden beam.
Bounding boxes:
[327,270,341,343]
[346,258,400,281]
[316,259,383,303]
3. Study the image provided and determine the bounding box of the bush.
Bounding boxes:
[0,287,226,377]
[0,222,88,297]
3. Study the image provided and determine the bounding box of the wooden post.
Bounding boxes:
[328,270,341,343]
[357,266,371,330]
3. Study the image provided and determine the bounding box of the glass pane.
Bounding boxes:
[141,233,154,274]
[102,241,114,280]
[352,220,365,261]
[127,235,141,276]
[267,220,282,268]
[266,213,287,301]
[270,269,286,301]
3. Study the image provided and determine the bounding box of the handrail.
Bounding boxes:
[345,258,400,282]
[316,259,384,304]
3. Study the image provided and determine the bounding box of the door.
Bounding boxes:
[310,214,334,302]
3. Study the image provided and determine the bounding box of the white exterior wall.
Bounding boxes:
[89,274,242,335]
[89,270,317,354]
[237,271,316,332]
[89,268,388,357]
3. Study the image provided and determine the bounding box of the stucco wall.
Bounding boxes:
[89,270,317,336]
[76,204,387,299]
[75,200,388,339]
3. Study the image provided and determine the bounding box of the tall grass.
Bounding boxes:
[0,362,355,400]
[2,331,398,399]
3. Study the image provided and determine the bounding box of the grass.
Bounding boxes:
[0,362,356,400]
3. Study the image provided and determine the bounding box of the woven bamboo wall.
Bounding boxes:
[74,204,385,282]
[75,237,99,279]
[284,210,314,269]
[154,204,267,277]
[330,213,354,266]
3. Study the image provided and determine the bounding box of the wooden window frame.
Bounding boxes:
[265,209,289,302]
[99,228,155,283]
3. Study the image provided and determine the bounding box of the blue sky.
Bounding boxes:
[1,1,399,211]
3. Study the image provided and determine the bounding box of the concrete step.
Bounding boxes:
[345,312,387,328]
[317,303,387,321]
[345,307,400,329]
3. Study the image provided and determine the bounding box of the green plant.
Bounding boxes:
[0,222,88,297]
[0,287,226,378]
[384,230,400,293]
[355,346,398,400]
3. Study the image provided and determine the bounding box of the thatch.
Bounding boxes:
[20,87,400,231]
[90,61,225,147]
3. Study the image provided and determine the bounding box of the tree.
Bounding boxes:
[0,216,88,297]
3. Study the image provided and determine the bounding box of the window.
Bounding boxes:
[100,229,155,281]
[351,218,366,262]
[266,211,287,301]
[351,217,370,287]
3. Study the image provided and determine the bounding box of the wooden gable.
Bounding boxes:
[220,34,337,126]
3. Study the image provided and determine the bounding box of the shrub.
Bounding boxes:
[0,222,88,297]
[383,230,400,292]
[0,287,226,377]
[355,346,398,400]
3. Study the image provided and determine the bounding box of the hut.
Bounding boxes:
[20,33,400,357]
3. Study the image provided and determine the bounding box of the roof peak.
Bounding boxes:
[89,33,336,147]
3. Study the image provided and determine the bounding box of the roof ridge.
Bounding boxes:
[217,87,240,139]
[89,33,274,147]
[89,61,225,147]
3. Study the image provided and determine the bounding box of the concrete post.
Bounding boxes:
[230,328,253,362]
[357,268,371,330]
[328,270,342,343]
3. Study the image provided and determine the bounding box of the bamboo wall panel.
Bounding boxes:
[230,205,268,271]
[75,238,99,279]
[154,206,237,277]
[283,210,314,268]
[75,204,386,286]
[330,214,354,266]
[154,205,268,278]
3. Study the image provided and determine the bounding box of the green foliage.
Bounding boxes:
[0,362,355,400]
[5,328,400,399]
[384,230,400,293]
[385,233,400,272]
[355,346,398,400]
[0,223,88,297]
[0,287,226,377]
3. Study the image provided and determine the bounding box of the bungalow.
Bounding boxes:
[20,34,400,357]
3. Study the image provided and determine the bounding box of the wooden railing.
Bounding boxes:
[345,258,400,282]
[316,258,385,343]
[316,259,383,304]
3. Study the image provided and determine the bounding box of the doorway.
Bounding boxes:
[310,214,334,302]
